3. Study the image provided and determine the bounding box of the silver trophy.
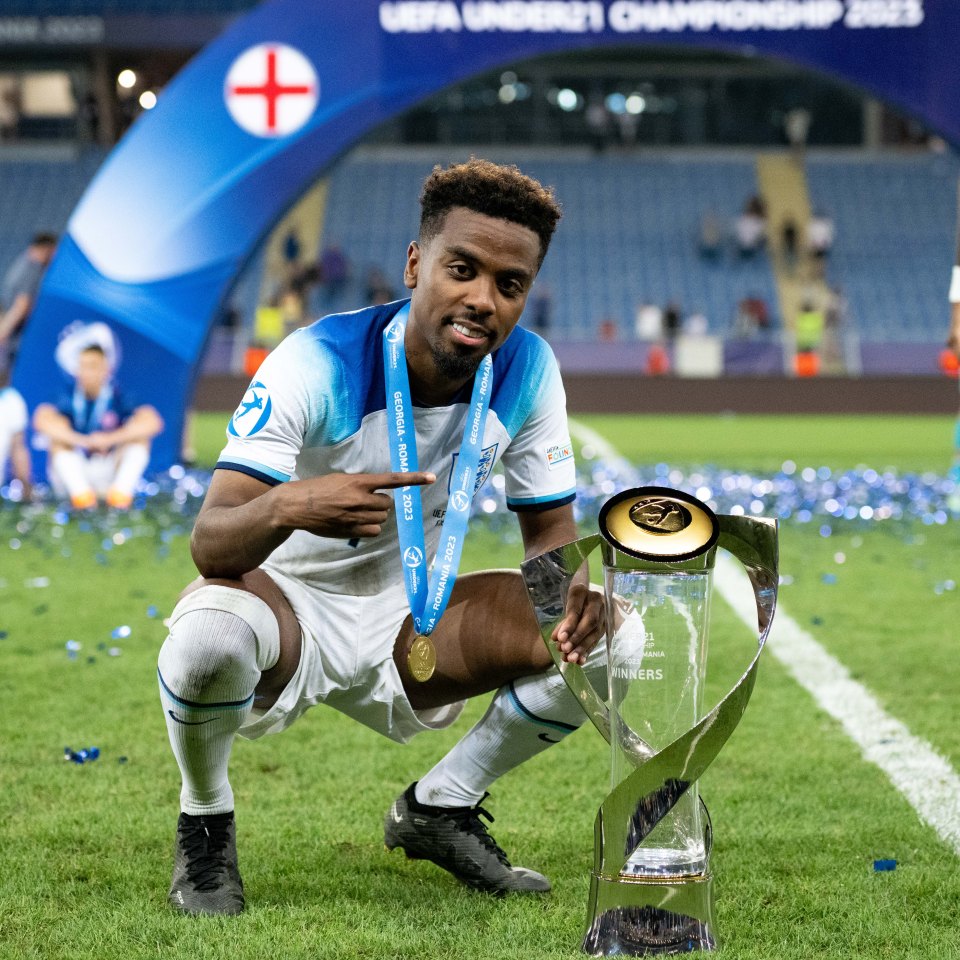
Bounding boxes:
[521,487,778,955]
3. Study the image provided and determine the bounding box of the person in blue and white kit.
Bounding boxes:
[0,369,31,499]
[948,262,960,491]
[33,329,163,510]
[158,159,607,916]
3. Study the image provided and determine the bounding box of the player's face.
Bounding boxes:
[403,207,540,387]
[76,350,110,397]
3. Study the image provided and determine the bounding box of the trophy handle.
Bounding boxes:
[520,534,620,748]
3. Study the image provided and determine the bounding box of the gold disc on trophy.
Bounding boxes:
[598,486,719,561]
[408,634,437,682]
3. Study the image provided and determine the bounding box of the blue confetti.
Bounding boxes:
[822,574,838,585]
[873,859,897,872]
[111,625,132,640]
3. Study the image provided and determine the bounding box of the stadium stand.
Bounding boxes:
[806,152,960,348]
[319,149,782,343]
[0,147,106,280]
[2,144,958,377]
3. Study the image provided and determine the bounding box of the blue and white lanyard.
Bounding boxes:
[72,384,112,434]
[383,303,493,637]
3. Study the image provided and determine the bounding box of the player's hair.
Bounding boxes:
[79,343,106,357]
[31,232,57,247]
[418,158,561,265]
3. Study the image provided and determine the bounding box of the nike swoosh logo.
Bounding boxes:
[167,710,218,726]
[538,733,560,744]
[391,804,403,824]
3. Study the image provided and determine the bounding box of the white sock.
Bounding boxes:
[157,586,280,816]
[415,652,607,808]
[51,449,95,505]
[110,443,150,497]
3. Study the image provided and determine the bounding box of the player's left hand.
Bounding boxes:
[84,431,116,453]
[550,582,604,665]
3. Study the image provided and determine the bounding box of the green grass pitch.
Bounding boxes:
[1,412,957,960]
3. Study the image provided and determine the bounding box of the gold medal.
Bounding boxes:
[408,634,436,683]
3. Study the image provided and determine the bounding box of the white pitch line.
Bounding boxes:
[715,553,960,857]
[568,418,634,476]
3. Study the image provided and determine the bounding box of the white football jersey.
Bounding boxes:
[217,300,576,595]
[0,386,27,472]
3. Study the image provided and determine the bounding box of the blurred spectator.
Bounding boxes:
[281,228,302,268]
[746,194,767,219]
[33,327,163,510]
[663,301,682,341]
[781,216,800,271]
[795,299,825,354]
[734,295,770,338]
[685,311,708,336]
[0,367,31,499]
[585,98,610,153]
[806,211,835,261]
[784,107,811,164]
[526,283,553,337]
[634,301,663,341]
[645,342,670,376]
[279,288,307,335]
[365,266,397,306]
[318,241,350,307]
[0,76,19,141]
[825,285,847,332]
[698,210,723,260]
[0,232,57,371]
[734,198,766,258]
[616,110,638,147]
[597,318,619,341]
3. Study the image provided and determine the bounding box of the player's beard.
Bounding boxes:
[429,338,485,383]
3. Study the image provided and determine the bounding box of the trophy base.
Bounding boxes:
[582,872,716,956]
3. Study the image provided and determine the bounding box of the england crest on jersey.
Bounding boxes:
[449,443,498,495]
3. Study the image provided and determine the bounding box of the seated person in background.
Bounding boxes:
[0,370,31,499]
[634,301,663,341]
[734,295,770,337]
[33,342,163,509]
[698,210,723,259]
[806,211,835,260]
[734,205,766,257]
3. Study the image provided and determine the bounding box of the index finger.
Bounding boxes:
[369,471,436,490]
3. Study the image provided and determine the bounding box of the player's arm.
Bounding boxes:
[518,503,604,665]
[0,292,31,344]
[32,403,88,449]
[191,467,436,580]
[9,430,31,498]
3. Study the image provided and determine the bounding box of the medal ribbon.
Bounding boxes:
[72,384,113,434]
[383,303,493,637]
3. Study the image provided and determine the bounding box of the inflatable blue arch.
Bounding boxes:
[15,0,960,468]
